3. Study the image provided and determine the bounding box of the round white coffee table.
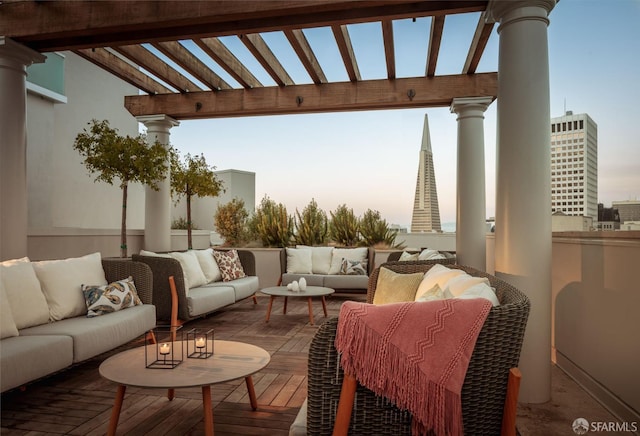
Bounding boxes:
[261,286,334,325]
[99,340,270,436]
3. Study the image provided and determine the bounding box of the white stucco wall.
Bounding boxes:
[27,51,145,231]
[171,169,256,231]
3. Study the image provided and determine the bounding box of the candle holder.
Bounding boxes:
[145,325,183,369]
[186,328,214,359]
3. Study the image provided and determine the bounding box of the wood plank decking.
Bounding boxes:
[1,293,365,435]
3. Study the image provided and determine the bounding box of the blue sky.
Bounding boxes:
[164,0,640,227]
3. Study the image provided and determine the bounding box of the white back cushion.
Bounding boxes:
[139,249,171,258]
[454,282,500,306]
[0,280,20,338]
[286,248,313,274]
[328,248,368,275]
[195,248,222,283]
[414,264,464,301]
[310,247,334,274]
[33,252,107,321]
[169,251,208,289]
[446,274,491,297]
[1,258,50,329]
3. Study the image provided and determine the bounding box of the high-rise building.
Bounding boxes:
[612,200,640,223]
[550,111,598,219]
[410,115,441,232]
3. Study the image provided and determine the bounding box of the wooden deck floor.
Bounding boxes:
[1,293,365,436]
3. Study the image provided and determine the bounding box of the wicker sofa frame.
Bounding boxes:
[132,249,256,322]
[386,250,456,263]
[101,258,153,305]
[306,261,530,435]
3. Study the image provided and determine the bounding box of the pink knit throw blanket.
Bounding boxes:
[335,299,492,436]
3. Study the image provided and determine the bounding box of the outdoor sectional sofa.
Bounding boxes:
[133,248,259,323]
[0,254,156,393]
[280,247,376,294]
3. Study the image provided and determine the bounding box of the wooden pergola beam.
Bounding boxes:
[241,33,294,87]
[193,37,262,89]
[463,11,494,74]
[332,24,361,82]
[125,73,497,120]
[3,1,488,52]
[152,41,231,90]
[381,20,395,80]
[284,29,327,84]
[112,45,202,93]
[74,48,171,95]
[426,15,445,77]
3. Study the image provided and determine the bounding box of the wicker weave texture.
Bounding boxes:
[307,262,530,435]
[101,259,153,305]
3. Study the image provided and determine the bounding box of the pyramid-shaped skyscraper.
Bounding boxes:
[410,115,441,232]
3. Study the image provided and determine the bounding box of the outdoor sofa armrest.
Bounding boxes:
[101,258,153,305]
[131,254,189,322]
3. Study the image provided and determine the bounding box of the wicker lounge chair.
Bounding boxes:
[304,262,530,435]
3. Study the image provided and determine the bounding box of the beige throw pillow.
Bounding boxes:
[372,267,424,305]
[33,252,108,321]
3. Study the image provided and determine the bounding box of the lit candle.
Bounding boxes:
[159,343,171,355]
[195,337,206,349]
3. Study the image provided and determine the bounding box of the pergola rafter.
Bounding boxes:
[3,0,497,119]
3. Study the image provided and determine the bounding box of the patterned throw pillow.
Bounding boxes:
[81,276,142,318]
[212,249,246,282]
[339,258,367,275]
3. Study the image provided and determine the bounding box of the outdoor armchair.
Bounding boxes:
[305,262,530,435]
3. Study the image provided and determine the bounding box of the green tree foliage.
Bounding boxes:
[171,152,224,249]
[329,204,360,246]
[254,196,294,247]
[359,209,398,248]
[295,199,328,246]
[73,119,170,258]
[214,198,249,247]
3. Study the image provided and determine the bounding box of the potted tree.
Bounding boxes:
[74,119,171,257]
[170,152,224,249]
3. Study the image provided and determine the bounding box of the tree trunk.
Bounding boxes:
[121,183,128,258]
[187,190,192,250]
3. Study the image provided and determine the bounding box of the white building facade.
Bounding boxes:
[550,111,598,220]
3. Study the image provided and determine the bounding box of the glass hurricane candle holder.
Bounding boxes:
[186,328,214,359]
[145,325,183,369]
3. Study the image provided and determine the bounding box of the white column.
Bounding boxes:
[136,115,179,252]
[490,0,556,403]
[0,38,45,261]
[450,97,492,271]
